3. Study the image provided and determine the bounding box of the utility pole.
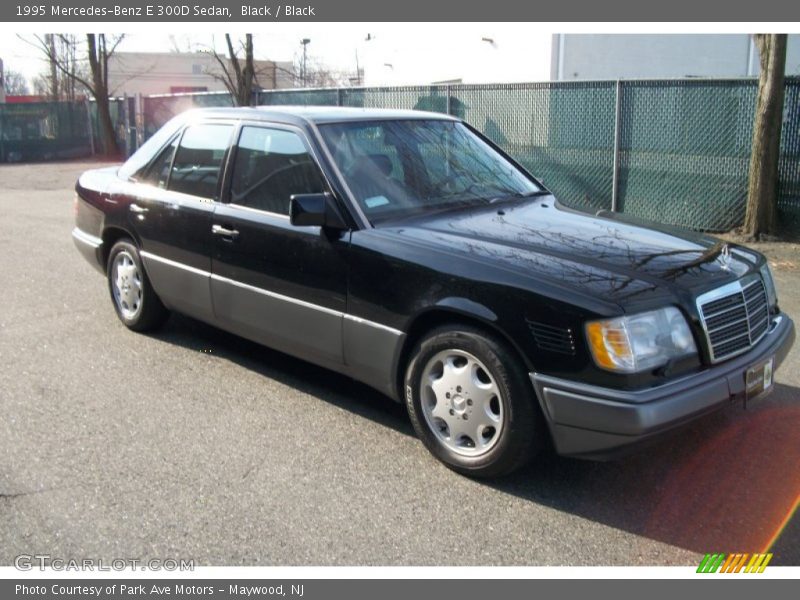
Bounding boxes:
[301,38,310,87]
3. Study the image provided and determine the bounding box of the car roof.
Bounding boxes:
[190,105,459,126]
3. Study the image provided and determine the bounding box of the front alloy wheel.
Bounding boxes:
[420,349,504,457]
[405,325,544,477]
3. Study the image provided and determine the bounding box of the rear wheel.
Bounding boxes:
[107,239,169,332]
[404,325,544,477]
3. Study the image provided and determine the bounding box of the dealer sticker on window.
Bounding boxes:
[365,195,390,208]
[745,356,774,404]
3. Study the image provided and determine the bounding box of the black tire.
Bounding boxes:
[404,325,544,478]
[106,238,169,332]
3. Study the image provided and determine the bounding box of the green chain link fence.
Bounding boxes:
[780,80,800,230]
[0,101,93,162]
[261,78,800,232]
[263,78,800,232]
[0,97,134,162]
[616,80,759,231]
[3,78,799,233]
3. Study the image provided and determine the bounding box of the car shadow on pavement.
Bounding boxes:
[491,387,800,564]
[152,313,415,438]
[152,314,799,564]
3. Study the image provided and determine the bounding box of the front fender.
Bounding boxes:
[433,297,498,323]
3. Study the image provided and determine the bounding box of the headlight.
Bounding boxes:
[760,262,778,309]
[585,307,697,373]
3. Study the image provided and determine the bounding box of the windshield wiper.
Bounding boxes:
[487,189,550,204]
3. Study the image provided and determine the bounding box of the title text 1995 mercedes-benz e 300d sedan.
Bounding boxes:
[73,107,795,477]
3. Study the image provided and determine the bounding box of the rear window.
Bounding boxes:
[140,137,178,189]
[121,113,185,181]
[168,124,234,199]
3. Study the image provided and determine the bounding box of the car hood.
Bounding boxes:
[377,197,760,309]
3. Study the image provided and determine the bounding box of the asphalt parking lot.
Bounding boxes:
[1,161,798,566]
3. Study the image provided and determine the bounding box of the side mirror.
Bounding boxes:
[289,193,347,230]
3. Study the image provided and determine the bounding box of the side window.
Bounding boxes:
[168,123,233,199]
[140,138,177,188]
[230,126,325,215]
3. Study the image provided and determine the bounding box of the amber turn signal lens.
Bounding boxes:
[586,320,633,371]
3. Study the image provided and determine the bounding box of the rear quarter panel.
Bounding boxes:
[75,166,137,258]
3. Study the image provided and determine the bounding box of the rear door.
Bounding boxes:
[131,121,235,322]
[210,122,349,367]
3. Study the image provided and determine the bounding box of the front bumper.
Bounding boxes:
[531,314,795,458]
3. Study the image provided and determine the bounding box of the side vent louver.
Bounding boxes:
[526,320,576,356]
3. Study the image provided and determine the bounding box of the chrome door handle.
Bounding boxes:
[212,224,239,239]
[130,204,149,214]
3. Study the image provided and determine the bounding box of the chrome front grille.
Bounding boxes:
[697,277,770,363]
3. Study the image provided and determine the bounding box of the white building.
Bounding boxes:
[360,32,800,87]
[107,51,294,96]
[550,34,800,81]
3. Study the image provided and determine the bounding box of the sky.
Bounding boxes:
[0,24,554,90]
[6,24,800,93]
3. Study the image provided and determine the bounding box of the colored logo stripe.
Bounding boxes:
[697,554,725,573]
[697,553,772,573]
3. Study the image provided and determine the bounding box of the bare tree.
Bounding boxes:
[86,34,124,155]
[57,34,82,101]
[32,74,51,97]
[291,53,361,88]
[24,34,83,101]
[46,33,59,99]
[2,68,30,95]
[207,34,257,106]
[743,34,787,240]
[24,33,124,155]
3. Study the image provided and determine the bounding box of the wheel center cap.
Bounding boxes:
[451,394,467,413]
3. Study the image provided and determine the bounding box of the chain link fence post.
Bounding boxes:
[121,95,130,157]
[611,79,622,212]
[135,93,144,150]
[84,98,95,157]
[0,104,5,162]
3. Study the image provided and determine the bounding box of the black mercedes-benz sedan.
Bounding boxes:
[73,106,795,477]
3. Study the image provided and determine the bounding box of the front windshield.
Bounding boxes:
[318,119,542,223]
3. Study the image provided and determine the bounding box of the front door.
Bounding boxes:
[210,123,349,367]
